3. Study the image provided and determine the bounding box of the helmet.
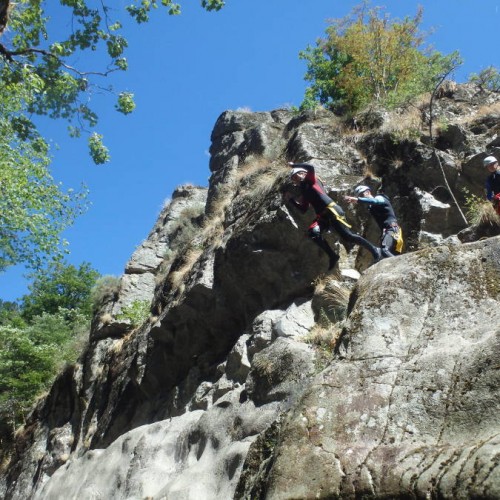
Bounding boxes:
[354,185,371,197]
[290,167,307,178]
[483,155,498,167]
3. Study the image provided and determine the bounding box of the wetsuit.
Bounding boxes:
[486,170,500,201]
[357,194,403,257]
[486,170,500,214]
[289,163,380,269]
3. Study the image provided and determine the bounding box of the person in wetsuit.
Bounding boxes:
[286,162,381,270]
[345,185,403,258]
[484,155,500,215]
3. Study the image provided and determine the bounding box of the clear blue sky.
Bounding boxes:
[1,0,499,301]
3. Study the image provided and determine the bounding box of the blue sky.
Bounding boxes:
[1,0,499,301]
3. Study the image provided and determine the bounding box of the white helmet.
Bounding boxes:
[354,185,371,197]
[483,155,498,167]
[290,167,307,178]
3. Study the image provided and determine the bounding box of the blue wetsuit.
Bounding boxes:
[357,194,402,257]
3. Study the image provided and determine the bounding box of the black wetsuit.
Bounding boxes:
[357,194,402,257]
[486,170,500,200]
[289,163,380,268]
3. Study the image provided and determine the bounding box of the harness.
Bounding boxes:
[384,222,404,253]
[307,202,352,232]
[324,202,352,228]
[493,193,500,215]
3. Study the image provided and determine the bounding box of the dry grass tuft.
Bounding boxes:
[381,104,425,140]
[305,322,343,351]
[167,247,203,291]
[99,312,113,325]
[456,101,500,129]
[464,189,500,227]
[314,276,350,321]
[471,201,500,227]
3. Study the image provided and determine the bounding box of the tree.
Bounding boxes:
[0,259,99,443]
[0,120,88,271]
[0,311,88,440]
[300,3,461,113]
[21,260,100,321]
[0,0,226,157]
[469,66,500,92]
[0,0,224,272]
[0,299,24,327]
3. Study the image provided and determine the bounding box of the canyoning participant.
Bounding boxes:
[345,185,403,258]
[483,155,500,215]
[285,162,381,270]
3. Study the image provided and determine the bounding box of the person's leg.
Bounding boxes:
[381,230,396,258]
[331,219,381,261]
[308,220,339,270]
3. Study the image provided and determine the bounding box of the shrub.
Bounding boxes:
[21,260,100,321]
[116,300,150,326]
[463,189,500,226]
[469,66,500,92]
[0,309,90,443]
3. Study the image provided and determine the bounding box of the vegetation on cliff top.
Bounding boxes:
[299,4,462,113]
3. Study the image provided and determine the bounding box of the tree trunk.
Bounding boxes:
[0,0,11,36]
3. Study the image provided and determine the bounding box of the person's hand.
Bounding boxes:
[344,196,357,204]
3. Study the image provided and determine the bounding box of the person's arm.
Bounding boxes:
[357,195,386,205]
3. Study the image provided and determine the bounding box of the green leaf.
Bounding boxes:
[116,91,136,114]
[88,132,110,164]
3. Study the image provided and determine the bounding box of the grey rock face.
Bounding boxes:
[3,84,500,500]
[258,238,500,499]
[92,185,207,338]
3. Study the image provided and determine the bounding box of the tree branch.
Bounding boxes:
[0,43,118,77]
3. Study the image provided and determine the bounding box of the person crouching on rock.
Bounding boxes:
[284,162,381,271]
[345,185,403,258]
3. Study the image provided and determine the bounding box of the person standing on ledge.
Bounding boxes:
[285,162,381,270]
[345,185,403,258]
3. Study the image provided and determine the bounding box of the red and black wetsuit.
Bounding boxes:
[289,163,380,268]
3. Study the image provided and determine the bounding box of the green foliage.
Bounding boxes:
[201,0,225,12]
[300,3,462,113]
[88,132,110,164]
[469,66,500,92]
[117,300,150,326]
[0,309,89,439]
[0,259,98,444]
[0,0,225,146]
[463,187,499,226]
[116,92,136,115]
[0,118,88,270]
[125,0,224,21]
[0,0,224,270]
[21,260,100,321]
[0,300,25,327]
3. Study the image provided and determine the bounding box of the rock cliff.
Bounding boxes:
[2,83,500,499]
